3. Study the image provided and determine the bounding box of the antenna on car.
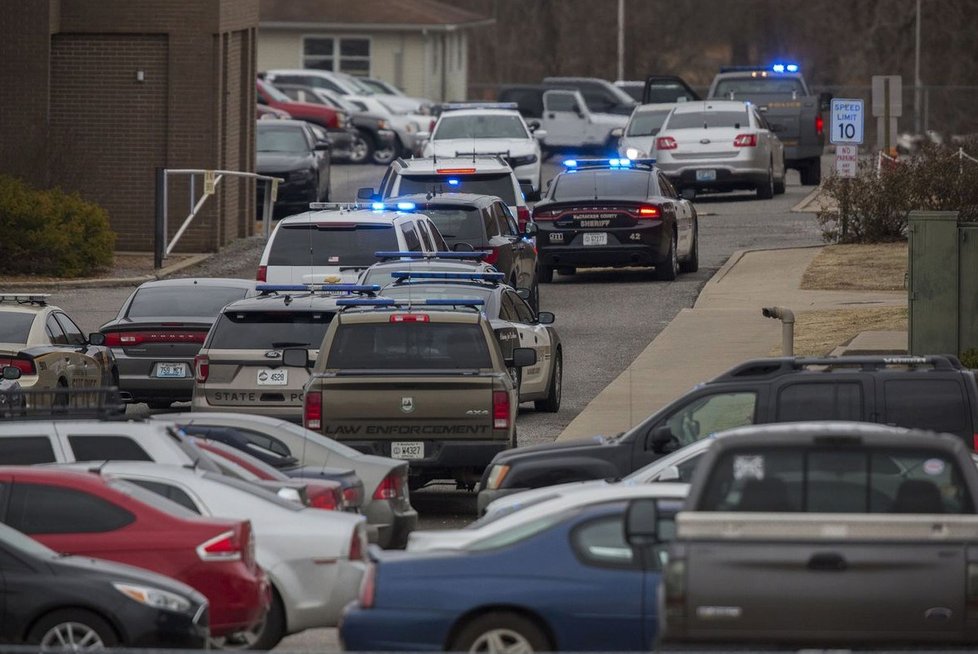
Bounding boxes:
[88,459,112,475]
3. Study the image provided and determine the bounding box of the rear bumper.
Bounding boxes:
[663,168,769,191]
[476,487,530,515]
[208,569,271,637]
[539,243,667,268]
[113,353,196,402]
[340,603,449,652]
[340,439,509,474]
[363,499,419,549]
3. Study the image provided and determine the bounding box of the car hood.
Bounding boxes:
[590,112,630,127]
[257,152,314,172]
[425,138,536,158]
[491,433,619,464]
[53,553,206,601]
[406,529,476,552]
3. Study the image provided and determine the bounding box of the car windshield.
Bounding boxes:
[259,80,292,103]
[383,284,493,304]
[666,109,750,130]
[713,77,806,99]
[0,312,34,343]
[126,286,250,319]
[551,170,652,201]
[208,311,333,350]
[417,207,486,243]
[269,224,398,268]
[627,110,672,136]
[396,174,516,205]
[326,322,492,369]
[434,115,528,140]
[257,127,309,153]
[362,265,484,288]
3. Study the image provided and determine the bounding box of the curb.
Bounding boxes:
[791,186,824,213]
[1,253,213,290]
[706,243,824,286]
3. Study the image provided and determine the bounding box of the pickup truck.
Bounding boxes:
[657,421,978,646]
[707,65,828,185]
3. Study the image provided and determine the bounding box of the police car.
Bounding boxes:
[532,158,699,282]
[358,251,498,289]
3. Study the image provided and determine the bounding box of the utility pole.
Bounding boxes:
[617,0,625,81]
[914,0,922,134]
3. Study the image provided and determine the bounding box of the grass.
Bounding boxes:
[801,242,908,291]
[769,306,908,357]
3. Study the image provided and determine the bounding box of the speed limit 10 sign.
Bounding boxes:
[830,98,864,144]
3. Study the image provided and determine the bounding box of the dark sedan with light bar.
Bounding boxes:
[99,278,257,409]
[532,158,699,282]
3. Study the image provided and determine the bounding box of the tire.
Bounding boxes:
[773,172,786,195]
[679,222,699,273]
[450,612,552,653]
[28,608,119,650]
[756,163,774,199]
[537,265,553,284]
[347,130,373,165]
[529,282,540,313]
[371,140,397,166]
[799,158,822,186]
[654,232,679,281]
[535,349,562,413]
[214,587,286,651]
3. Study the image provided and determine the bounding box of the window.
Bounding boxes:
[0,436,57,464]
[572,515,635,567]
[53,314,86,346]
[433,115,529,140]
[658,175,679,199]
[207,312,334,350]
[0,312,34,344]
[482,208,501,238]
[268,224,398,267]
[257,126,312,153]
[499,293,520,322]
[713,77,806,99]
[666,110,750,130]
[394,174,517,206]
[126,286,251,319]
[883,379,970,437]
[401,222,422,252]
[499,205,520,236]
[661,392,757,447]
[125,479,201,514]
[422,207,489,245]
[326,323,492,370]
[6,483,134,534]
[302,37,370,76]
[67,436,153,462]
[776,382,864,422]
[544,92,579,113]
[626,110,671,137]
[45,315,68,345]
[510,293,535,324]
[417,221,435,251]
[425,220,449,250]
[109,479,201,517]
[552,171,652,201]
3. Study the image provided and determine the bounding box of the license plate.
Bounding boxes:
[256,368,288,385]
[154,363,188,378]
[582,232,607,246]
[391,441,424,460]
[696,169,717,181]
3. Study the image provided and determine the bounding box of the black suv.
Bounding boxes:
[478,355,978,506]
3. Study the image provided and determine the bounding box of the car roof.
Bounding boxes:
[0,304,50,315]
[634,103,679,112]
[391,192,496,208]
[671,100,749,113]
[438,108,523,118]
[339,307,484,324]
[367,259,492,273]
[277,208,412,225]
[394,156,511,173]
[219,293,346,313]
[134,278,257,290]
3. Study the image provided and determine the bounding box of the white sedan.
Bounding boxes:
[60,461,368,650]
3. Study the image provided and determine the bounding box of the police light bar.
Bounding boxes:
[422,298,485,306]
[308,202,361,211]
[562,158,657,170]
[0,293,50,305]
[336,298,397,307]
[720,64,800,74]
[369,201,416,211]
[771,63,799,73]
[390,271,505,281]
[440,102,519,112]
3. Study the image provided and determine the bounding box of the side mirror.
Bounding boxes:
[523,222,539,237]
[624,498,659,546]
[282,348,311,368]
[527,119,541,132]
[314,142,331,151]
[512,347,536,368]
[2,366,21,381]
[357,187,377,201]
[452,242,475,252]
[650,425,680,454]
[532,129,548,140]
[610,127,624,139]
[415,131,430,142]
[516,288,531,300]
[656,465,681,482]
[537,311,555,325]
[88,332,106,346]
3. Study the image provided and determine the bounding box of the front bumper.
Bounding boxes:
[340,603,449,652]
[124,604,210,649]
[475,486,530,516]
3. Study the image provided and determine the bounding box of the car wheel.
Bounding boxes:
[348,131,373,165]
[372,142,397,166]
[537,265,553,284]
[28,609,119,650]
[535,348,562,413]
[756,163,774,199]
[450,612,552,654]
[654,232,679,281]
[214,587,285,651]
[679,223,699,273]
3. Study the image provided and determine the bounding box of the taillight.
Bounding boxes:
[304,392,322,430]
[815,114,824,137]
[193,354,209,383]
[257,265,267,282]
[197,529,243,561]
[103,331,205,347]
[483,248,500,265]
[972,433,978,452]
[309,489,340,511]
[349,523,367,561]
[389,314,429,323]
[373,471,405,500]
[656,136,677,150]
[359,563,376,608]
[637,205,661,219]
[517,206,531,232]
[733,133,757,147]
[493,390,510,430]
[533,208,560,221]
[0,356,36,376]
[342,486,361,508]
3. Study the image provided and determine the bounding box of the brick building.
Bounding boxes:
[0,0,259,252]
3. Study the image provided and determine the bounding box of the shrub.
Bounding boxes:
[960,349,978,371]
[817,140,978,243]
[0,175,115,277]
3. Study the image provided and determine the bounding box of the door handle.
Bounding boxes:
[548,113,555,119]
[807,552,847,571]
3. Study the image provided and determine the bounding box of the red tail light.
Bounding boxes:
[656,136,677,150]
[0,356,36,376]
[342,486,361,508]
[373,471,405,500]
[389,314,429,323]
[103,331,205,347]
[815,114,824,137]
[733,134,757,147]
[428,119,437,133]
[193,355,209,383]
[359,563,376,608]
[257,265,267,282]
[517,206,531,232]
[483,248,500,265]
[304,392,322,430]
[309,489,339,511]
[349,524,367,561]
[197,529,243,561]
[532,208,561,221]
[637,206,661,219]
[973,433,978,453]
[493,390,510,430]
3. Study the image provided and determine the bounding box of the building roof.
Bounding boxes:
[260,0,493,31]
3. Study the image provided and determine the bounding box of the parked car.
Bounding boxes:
[99,278,256,409]
[256,79,354,156]
[0,466,267,641]
[543,76,638,116]
[261,69,429,116]
[0,520,209,649]
[256,119,331,214]
[357,252,496,290]
[617,102,678,160]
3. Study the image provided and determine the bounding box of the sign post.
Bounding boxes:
[872,75,902,155]
[203,170,216,196]
[830,98,864,241]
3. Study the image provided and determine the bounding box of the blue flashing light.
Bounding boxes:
[447,178,460,186]
[771,63,799,73]
[772,64,785,73]
[608,158,632,168]
[396,201,416,211]
[390,271,505,281]
[370,202,385,211]
[336,298,396,307]
[563,159,578,168]
[423,298,485,306]
[786,64,799,72]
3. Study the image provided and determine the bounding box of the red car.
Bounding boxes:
[257,79,342,129]
[0,467,269,639]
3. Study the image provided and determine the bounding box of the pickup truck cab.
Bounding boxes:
[659,421,978,646]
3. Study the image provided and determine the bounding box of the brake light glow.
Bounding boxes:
[103,331,206,347]
[493,390,510,430]
[638,206,661,219]
[517,206,531,232]
[304,392,322,430]
[389,314,429,323]
[193,355,209,383]
[436,168,476,174]
[483,248,500,265]
[815,114,824,137]
[257,265,267,282]
[197,530,242,561]
[342,486,361,508]
[733,134,758,147]
[373,472,404,500]
[349,524,367,561]
[656,136,677,150]
[0,357,36,376]
[359,563,376,608]
[309,489,340,511]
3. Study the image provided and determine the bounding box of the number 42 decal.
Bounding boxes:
[629,233,642,241]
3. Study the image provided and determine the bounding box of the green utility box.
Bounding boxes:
[908,211,978,355]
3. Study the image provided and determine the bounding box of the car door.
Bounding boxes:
[542,90,588,147]
[502,290,550,395]
[496,203,535,289]
[656,173,692,254]
[41,314,76,389]
[485,204,522,285]
[53,312,101,388]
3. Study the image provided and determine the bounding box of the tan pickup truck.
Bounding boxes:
[286,298,536,490]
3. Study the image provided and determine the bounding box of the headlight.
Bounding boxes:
[486,464,511,490]
[625,147,644,159]
[509,154,538,167]
[113,583,193,613]
[377,120,390,130]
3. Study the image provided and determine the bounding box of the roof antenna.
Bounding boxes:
[89,459,112,474]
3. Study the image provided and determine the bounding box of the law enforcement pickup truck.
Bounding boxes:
[287,297,536,490]
[657,421,978,647]
[707,64,829,185]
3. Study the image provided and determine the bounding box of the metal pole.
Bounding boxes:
[914,0,922,135]
[262,179,273,238]
[883,77,891,155]
[154,167,165,270]
[616,0,625,81]
[166,175,223,257]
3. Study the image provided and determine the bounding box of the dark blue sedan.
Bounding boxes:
[340,487,683,652]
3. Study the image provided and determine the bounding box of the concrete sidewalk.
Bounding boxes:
[556,246,908,441]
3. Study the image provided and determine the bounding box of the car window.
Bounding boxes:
[627,110,671,137]
[699,447,975,514]
[572,514,636,567]
[883,379,970,437]
[67,435,154,462]
[499,293,520,322]
[401,222,423,252]
[416,220,435,251]
[53,313,86,346]
[125,479,202,514]
[0,436,57,464]
[419,207,487,244]
[126,286,251,319]
[551,170,651,201]
[776,382,864,422]
[383,285,493,305]
[108,478,201,517]
[666,110,750,130]
[425,220,449,250]
[236,429,294,458]
[6,483,135,534]
[434,114,529,140]
[544,91,580,113]
[658,174,679,199]
[395,174,517,206]
[207,311,334,350]
[511,293,535,324]
[0,312,35,344]
[500,205,520,236]
[662,392,757,447]
[483,207,501,238]
[45,315,68,345]
[326,322,493,370]
[269,225,398,268]
[713,78,806,99]
[257,126,311,153]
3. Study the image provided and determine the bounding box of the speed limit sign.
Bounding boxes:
[830,98,864,144]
